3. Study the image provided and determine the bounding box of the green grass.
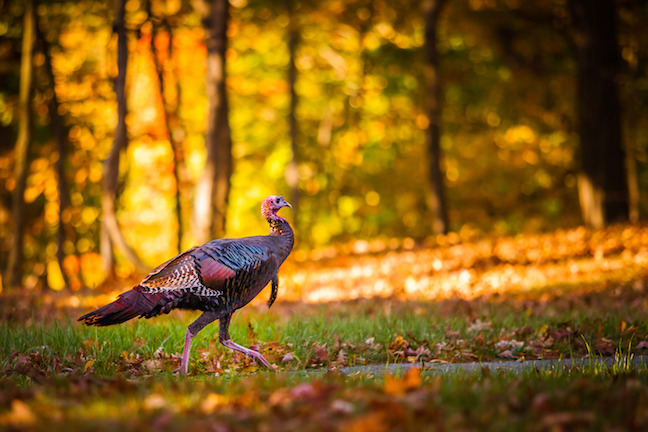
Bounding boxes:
[2,294,647,379]
[2,277,648,430]
[1,358,647,431]
[7,225,648,429]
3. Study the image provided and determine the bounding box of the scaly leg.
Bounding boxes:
[219,313,274,370]
[267,276,278,309]
[175,311,219,375]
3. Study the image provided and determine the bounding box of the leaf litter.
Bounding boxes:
[3,225,648,429]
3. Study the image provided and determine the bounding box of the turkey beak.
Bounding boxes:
[279,195,292,208]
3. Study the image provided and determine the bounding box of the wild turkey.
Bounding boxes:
[78,195,294,374]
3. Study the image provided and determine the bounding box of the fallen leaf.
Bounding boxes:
[142,359,162,373]
[538,324,549,337]
[467,319,491,333]
[314,345,328,362]
[390,335,409,350]
[342,412,387,432]
[384,367,421,395]
[201,393,227,414]
[268,388,291,407]
[143,393,166,411]
[495,339,524,352]
[6,400,35,425]
[499,350,516,359]
[290,383,317,400]
[331,399,354,415]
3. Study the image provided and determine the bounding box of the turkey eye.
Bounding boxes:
[275,198,280,203]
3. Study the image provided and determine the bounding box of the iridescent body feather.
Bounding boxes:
[78,195,294,374]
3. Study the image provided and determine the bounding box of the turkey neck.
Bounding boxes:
[269,218,294,261]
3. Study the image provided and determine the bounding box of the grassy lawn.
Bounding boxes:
[2,225,648,430]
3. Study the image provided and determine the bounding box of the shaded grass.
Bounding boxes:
[1,361,647,431]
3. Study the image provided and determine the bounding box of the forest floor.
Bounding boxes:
[2,224,648,430]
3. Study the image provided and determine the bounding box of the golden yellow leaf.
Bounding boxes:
[202,393,228,414]
[143,393,166,411]
[538,324,549,336]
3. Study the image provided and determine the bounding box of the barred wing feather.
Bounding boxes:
[138,240,278,304]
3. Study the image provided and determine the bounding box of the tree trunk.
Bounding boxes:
[423,0,449,235]
[193,0,232,243]
[625,130,639,223]
[285,0,300,226]
[623,0,641,223]
[569,0,628,227]
[149,15,186,254]
[36,12,79,290]
[6,0,36,289]
[102,0,148,275]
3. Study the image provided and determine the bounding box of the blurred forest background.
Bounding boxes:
[1,0,647,292]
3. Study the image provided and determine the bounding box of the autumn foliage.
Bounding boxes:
[2,0,648,428]
[1,0,648,289]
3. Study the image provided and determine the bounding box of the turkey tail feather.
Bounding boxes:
[78,288,167,326]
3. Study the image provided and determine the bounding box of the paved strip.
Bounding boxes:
[335,355,648,376]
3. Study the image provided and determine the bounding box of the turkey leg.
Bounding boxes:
[176,311,219,375]
[267,276,279,309]
[219,313,274,370]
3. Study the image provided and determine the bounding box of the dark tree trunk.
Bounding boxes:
[6,0,36,288]
[148,12,186,254]
[193,0,232,243]
[36,12,81,289]
[101,0,148,275]
[423,0,449,235]
[623,0,641,223]
[569,0,628,227]
[285,0,300,226]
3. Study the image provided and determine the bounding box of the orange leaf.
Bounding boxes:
[384,367,421,395]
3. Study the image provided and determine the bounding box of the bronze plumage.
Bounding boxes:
[78,195,294,374]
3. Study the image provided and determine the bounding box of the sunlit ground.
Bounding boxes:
[16,223,647,317]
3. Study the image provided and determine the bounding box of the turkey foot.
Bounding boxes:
[171,341,275,375]
[221,339,275,371]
